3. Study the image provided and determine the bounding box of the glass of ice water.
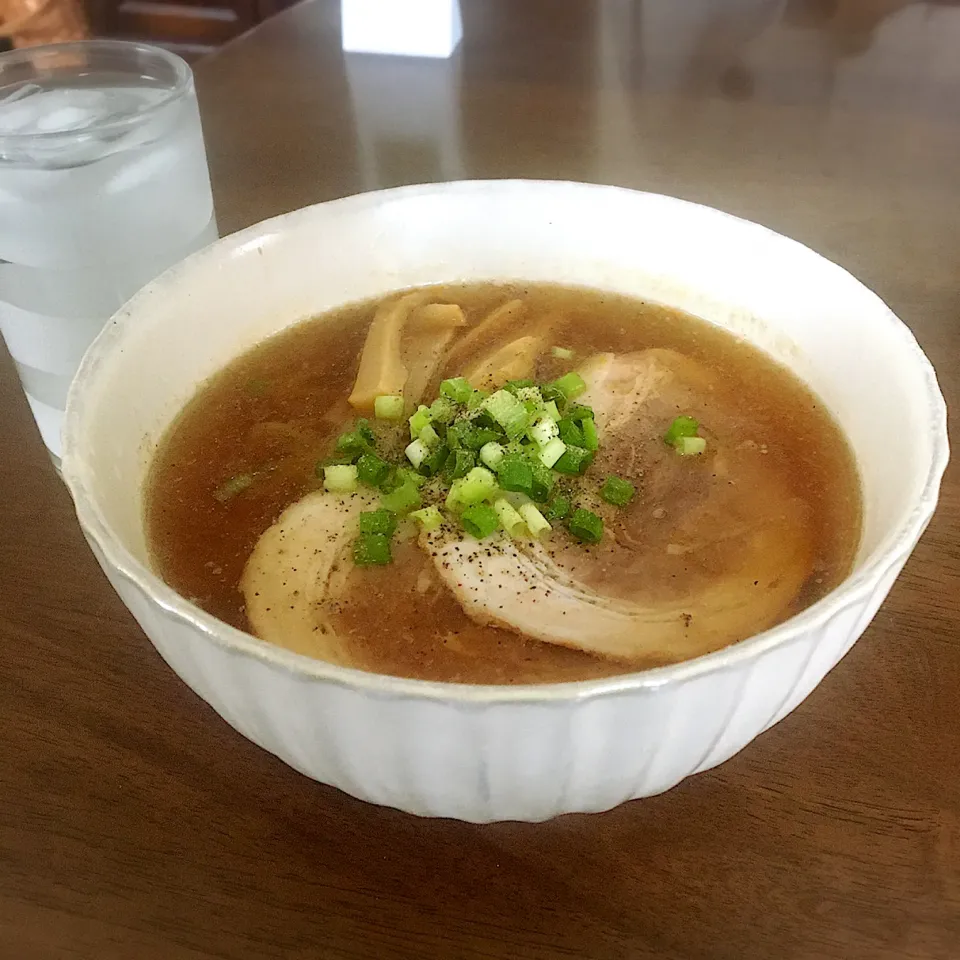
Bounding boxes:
[0,40,218,466]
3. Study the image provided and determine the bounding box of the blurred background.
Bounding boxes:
[1,0,959,63]
[0,0,297,56]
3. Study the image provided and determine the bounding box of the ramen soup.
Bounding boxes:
[146,284,862,684]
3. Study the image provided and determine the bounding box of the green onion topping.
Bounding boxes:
[461,503,500,539]
[353,532,392,566]
[550,371,587,401]
[553,445,593,475]
[356,451,390,487]
[374,394,405,420]
[497,456,534,496]
[324,464,358,493]
[440,377,473,404]
[519,502,552,538]
[542,495,571,521]
[676,435,707,456]
[664,415,699,446]
[410,506,444,532]
[213,473,254,502]
[379,478,421,514]
[601,475,636,507]
[359,508,398,536]
[319,348,710,565]
[483,389,530,440]
[493,498,527,538]
[567,508,603,544]
[444,448,476,480]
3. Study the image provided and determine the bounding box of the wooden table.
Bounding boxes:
[3,2,959,957]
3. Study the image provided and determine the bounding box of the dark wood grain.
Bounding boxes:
[3,1,959,957]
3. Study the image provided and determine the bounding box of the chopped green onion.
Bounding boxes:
[567,508,603,544]
[355,418,376,444]
[551,346,575,360]
[521,398,542,421]
[554,445,593,475]
[446,466,497,510]
[428,396,457,424]
[504,379,535,395]
[410,506,444,532]
[335,430,371,462]
[530,462,555,502]
[213,473,254,502]
[440,377,473,404]
[529,417,560,448]
[493,498,527,538]
[519,502,552,538]
[496,456,534,496]
[464,426,501,451]
[409,405,432,438]
[317,454,355,473]
[461,503,500,539]
[445,421,471,449]
[380,479,421,514]
[470,408,498,431]
[466,389,490,411]
[378,467,402,492]
[374,394,405,420]
[565,404,594,422]
[324,464,359,493]
[359,509,398,536]
[444,448,476,480]
[391,467,427,490]
[664,415,699,446]
[462,465,498,501]
[538,437,567,468]
[550,371,587,401]
[515,386,543,406]
[540,383,567,410]
[353,532,392,566]
[601,475,636,507]
[405,439,430,469]
[419,442,450,478]
[557,417,584,447]
[419,423,441,448]
[542,495,571,521]
[676,436,707,456]
[483,389,530,440]
[580,417,599,452]
[542,400,562,422]
[479,441,505,470]
[356,452,391,487]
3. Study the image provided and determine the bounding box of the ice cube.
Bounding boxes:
[0,85,46,134]
[0,82,42,107]
[0,87,103,165]
[0,85,167,150]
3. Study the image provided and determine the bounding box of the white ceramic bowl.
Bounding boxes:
[62,181,948,823]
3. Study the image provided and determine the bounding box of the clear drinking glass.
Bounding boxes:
[0,40,218,465]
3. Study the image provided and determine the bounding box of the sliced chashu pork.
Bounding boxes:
[242,490,377,664]
[425,348,814,663]
[577,348,718,435]
[423,517,808,662]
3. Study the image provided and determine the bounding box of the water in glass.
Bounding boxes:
[0,42,217,462]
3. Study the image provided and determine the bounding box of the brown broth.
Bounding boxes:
[145,283,862,684]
